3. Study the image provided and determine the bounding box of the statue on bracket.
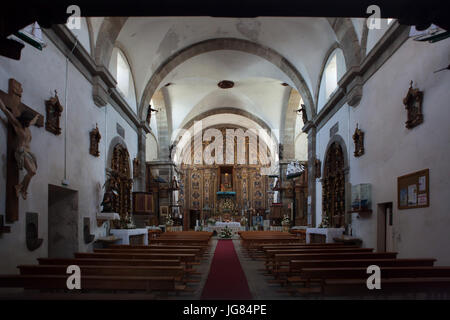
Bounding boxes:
[295,104,308,124]
[171,175,179,190]
[45,90,63,135]
[352,124,365,157]
[89,124,101,157]
[146,104,158,125]
[314,158,321,179]
[0,96,40,200]
[403,80,424,129]
[133,157,140,179]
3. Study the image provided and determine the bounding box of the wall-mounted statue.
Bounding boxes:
[89,124,101,157]
[352,124,365,157]
[133,157,140,179]
[101,169,120,213]
[171,175,179,190]
[295,104,308,124]
[0,97,39,200]
[314,158,322,179]
[403,80,424,129]
[146,104,158,125]
[45,90,63,135]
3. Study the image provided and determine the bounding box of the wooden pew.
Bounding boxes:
[322,277,450,297]
[284,258,438,291]
[94,248,202,257]
[270,252,398,276]
[74,252,197,265]
[0,274,185,295]
[18,265,185,280]
[108,244,208,255]
[264,248,373,271]
[38,258,182,267]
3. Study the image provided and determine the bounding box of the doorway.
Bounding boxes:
[48,185,78,258]
[377,202,394,252]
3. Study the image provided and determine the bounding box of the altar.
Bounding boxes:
[306,227,344,244]
[110,228,148,245]
[206,222,244,235]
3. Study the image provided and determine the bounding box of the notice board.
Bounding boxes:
[397,169,429,210]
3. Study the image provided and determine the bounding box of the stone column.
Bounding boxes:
[306,123,317,227]
[136,122,149,192]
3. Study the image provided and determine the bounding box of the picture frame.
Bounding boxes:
[160,206,169,216]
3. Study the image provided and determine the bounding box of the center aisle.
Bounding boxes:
[201,239,253,300]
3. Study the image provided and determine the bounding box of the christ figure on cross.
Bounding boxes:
[0,98,39,200]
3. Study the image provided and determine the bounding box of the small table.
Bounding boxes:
[306,227,345,244]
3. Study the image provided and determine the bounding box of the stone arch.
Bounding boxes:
[107,136,130,172]
[327,18,363,69]
[321,134,350,227]
[138,38,316,122]
[177,107,274,141]
[94,17,128,66]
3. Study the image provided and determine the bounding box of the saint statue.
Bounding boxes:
[0,97,39,200]
[295,104,308,124]
[101,169,120,213]
[146,104,158,125]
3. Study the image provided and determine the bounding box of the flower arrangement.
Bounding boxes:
[240,216,248,226]
[166,216,174,226]
[318,215,330,228]
[219,226,233,239]
[207,218,216,226]
[281,215,290,226]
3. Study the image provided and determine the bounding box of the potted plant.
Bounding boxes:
[219,226,233,239]
[166,215,174,232]
[318,215,330,228]
[281,215,291,232]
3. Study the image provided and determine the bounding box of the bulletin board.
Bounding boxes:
[397,169,429,210]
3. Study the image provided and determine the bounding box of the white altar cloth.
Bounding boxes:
[110,228,148,245]
[215,222,241,228]
[306,227,344,243]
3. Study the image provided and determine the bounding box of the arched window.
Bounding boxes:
[109,48,137,113]
[317,49,346,112]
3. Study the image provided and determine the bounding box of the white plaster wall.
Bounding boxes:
[69,18,91,55]
[146,133,158,161]
[316,37,450,265]
[365,19,395,55]
[294,133,308,161]
[0,34,139,274]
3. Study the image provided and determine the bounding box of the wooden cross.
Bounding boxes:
[0,78,43,223]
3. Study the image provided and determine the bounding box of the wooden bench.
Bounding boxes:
[270,252,398,276]
[322,277,450,297]
[0,274,186,295]
[18,265,185,280]
[38,258,182,267]
[264,247,373,271]
[74,252,197,265]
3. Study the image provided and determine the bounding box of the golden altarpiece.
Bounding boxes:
[110,144,133,223]
[322,142,346,227]
[178,126,273,222]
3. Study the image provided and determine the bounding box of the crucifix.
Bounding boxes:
[0,78,43,222]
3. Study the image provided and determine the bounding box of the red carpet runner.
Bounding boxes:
[201,240,253,300]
